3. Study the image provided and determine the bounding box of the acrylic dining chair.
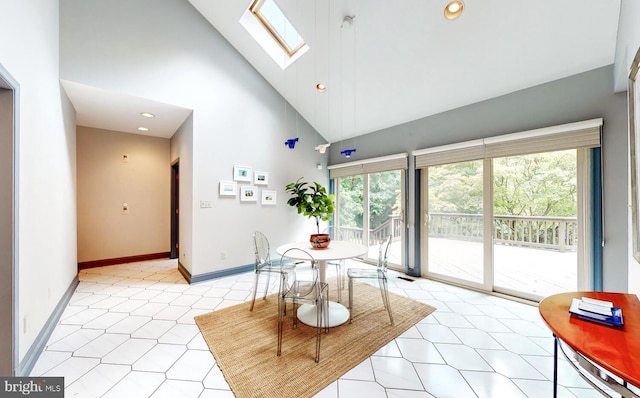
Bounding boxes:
[277,248,329,363]
[347,234,394,325]
[249,231,295,311]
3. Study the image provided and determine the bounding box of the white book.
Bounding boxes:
[578,297,613,316]
[580,297,614,307]
[569,298,624,326]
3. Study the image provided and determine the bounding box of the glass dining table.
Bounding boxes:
[275,240,368,327]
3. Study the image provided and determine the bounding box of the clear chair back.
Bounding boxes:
[254,231,270,267]
[280,248,318,292]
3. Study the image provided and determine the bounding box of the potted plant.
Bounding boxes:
[285,177,336,249]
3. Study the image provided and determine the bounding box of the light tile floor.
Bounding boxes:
[30,258,604,398]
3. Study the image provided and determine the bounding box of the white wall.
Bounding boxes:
[0,0,78,364]
[76,127,170,263]
[60,0,329,277]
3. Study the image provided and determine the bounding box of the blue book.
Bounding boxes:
[569,298,624,327]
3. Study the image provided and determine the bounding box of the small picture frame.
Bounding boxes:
[261,190,277,205]
[254,171,269,185]
[219,181,237,196]
[240,186,258,202]
[233,165,252,182]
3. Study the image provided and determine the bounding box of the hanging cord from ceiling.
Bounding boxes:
[340,15,356,158]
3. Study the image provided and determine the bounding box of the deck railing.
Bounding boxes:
[428,212,578,252]
[332,215,402,246]
[335,213,577,252]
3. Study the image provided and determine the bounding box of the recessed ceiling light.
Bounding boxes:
[137,127,149,132]
[444,0,464,20]
[316,83,327,92]
[140,112,155,118]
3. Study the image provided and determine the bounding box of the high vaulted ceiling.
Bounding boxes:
[188,0,621,143]
[63,0,622,143]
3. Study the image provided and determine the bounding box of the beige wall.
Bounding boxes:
[77,126,170,262]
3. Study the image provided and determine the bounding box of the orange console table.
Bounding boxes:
[539,292,640,398]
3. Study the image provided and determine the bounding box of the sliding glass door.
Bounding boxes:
[368,170,403,266]
[336,175,364,244]
[422,149,587,301]
[426,160,484,285]
[335,170,404,270]
[492,150,578,298]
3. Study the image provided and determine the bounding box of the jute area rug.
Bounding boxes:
[195,280,436,398]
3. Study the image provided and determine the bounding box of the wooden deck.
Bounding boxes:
[377,237,577,299]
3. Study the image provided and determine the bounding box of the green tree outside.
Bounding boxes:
[427,150,577,217]
[338,171,401,229]
[493,150,576,217]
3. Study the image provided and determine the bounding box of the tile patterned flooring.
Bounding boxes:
[30,258,603,397]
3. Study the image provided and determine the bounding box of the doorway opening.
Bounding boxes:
[0,63,18,376]
[170,161,179,259]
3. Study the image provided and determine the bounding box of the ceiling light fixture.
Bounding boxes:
[316,83,327,92]
[137,127,149,132]
[140,112,155,118]
[341,149,356,158]
[339,14,358,159]
[285,137,299,148]
[444,0,464,20]
[315,143,330,154]
[342,15,353,29]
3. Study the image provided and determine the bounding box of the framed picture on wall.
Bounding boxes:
[254,171,269,185]
[261,190,276,205]
[233,165,252,182]
[219,181,237,196]
[240,186,258,202]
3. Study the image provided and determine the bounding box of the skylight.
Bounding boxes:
[240,0,308,69]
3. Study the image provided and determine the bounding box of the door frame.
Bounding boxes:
[170,160,179,259]
[0,62,19,376]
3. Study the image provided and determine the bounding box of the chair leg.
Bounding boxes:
[277,295,284,356]
[250,271,260,311]
[292,301,299,329]
[278,272,287,316]
[381,278,394,326]
[263,271,271,300]
[323,288,330,334]
[348,277,354,323]
[377,278,386,308]
[315,297,322,363]
[334,264,341,302]
[340,259,346,290]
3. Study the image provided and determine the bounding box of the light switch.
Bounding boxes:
[122,153,129,162]
[122,202,129,214]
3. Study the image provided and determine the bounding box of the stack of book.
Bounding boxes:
[568,297,624,327]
